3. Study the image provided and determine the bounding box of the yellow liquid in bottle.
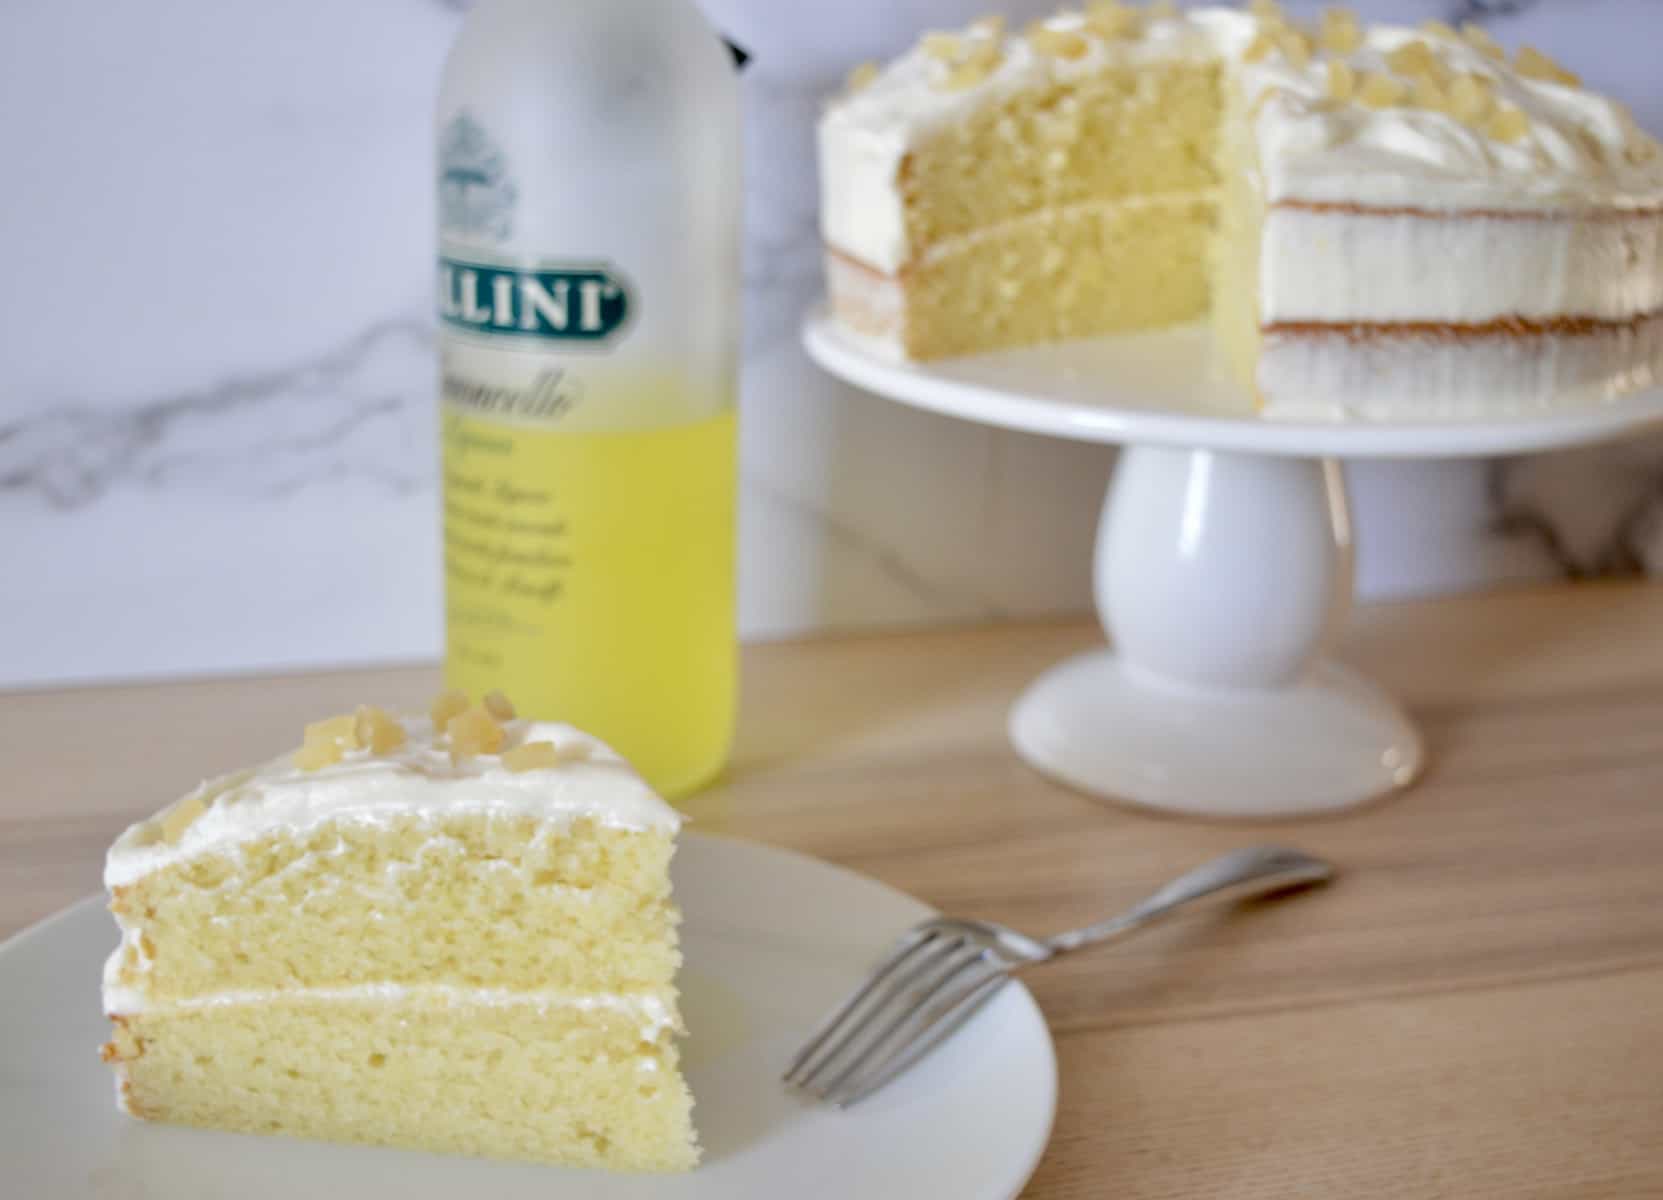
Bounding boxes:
[442,405,736,799]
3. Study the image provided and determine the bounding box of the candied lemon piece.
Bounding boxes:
[846,61,878,92]
[294,713,359,771]
[159,795,208,844]
[1461,22,1505,62]
[430,688,470,731]
[940,61,993,90]
[1242,30,1275,62]
[1276,27,1313,66]
[307,713,359,746]
[293,739,343,771]
[1515,46,1580,88]
[1386,40,1438,79]
[1487,106,1531,143]
[1085,1,1140,39]
[503,741,563,773]
[1358,72,1407,109]
[965,36,1002,68]
[1319,7,1362,54]
[1030,25,1090,58]
[446,704,506,759]
[354,705,407,755]
[1147,0,1178,19]
[921,32,963,60]
[1031,26,1090,59]
[1447,73,1493,123]
[482,690,517,721]
[1421,19,1457,41]
[1411,75,1448,113]
[1327,61,1356,102]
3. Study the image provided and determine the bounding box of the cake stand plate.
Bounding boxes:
[804,309,1663,819]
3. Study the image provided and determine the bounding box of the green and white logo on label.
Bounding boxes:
[438,260,632,343]
[438,111,516,241]
[437,111,633,345]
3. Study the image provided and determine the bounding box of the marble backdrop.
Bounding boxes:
[1,0,1659,687]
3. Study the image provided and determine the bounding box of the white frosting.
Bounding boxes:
[1261,206,1663,324]
[818,7,1663,273]
[1243,24,1663,212]
[100,952,679,1041]
[104,717,679,888]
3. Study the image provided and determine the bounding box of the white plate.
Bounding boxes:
[1,833,1055,1199]
[803,307,1663,459]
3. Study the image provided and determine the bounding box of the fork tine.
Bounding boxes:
[789,933,970,1090]
[827,968,1010,1108]
[802,942,991,1100]
[782,922,944,1084]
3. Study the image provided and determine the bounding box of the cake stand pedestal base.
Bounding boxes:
[1010,653,1421,820]
[1009,444,1422,818]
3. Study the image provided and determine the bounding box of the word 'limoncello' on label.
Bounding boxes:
[442,397,736,799]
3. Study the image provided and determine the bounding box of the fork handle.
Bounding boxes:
[1045,846,1333,956]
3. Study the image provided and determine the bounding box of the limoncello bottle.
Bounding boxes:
[436,0,739,798]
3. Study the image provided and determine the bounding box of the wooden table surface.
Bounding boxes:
[5,581,1663,1196]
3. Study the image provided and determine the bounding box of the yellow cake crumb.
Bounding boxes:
[1247,0,1284,21]
[1420,19,1458,41]
[1357,71,1407,110]
[354,706,407,756]
[1515,46,1580,88]
[504,741,563,773]
[1147,0,1178,19]
[970,15,1006,38]
[430,689,470,732]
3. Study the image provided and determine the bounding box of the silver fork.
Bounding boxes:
[784,845,1334,1107]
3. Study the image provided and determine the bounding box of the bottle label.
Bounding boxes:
[437,258,631,344]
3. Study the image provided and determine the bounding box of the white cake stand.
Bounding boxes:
[804,309,1663,819]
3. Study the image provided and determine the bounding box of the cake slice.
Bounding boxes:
[99,693,698,1171]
